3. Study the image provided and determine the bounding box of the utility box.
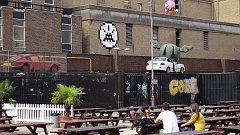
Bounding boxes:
[50,113,61,128]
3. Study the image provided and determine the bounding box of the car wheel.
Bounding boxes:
[50,65,58,73]
[21,64,30,73]
[166,67,170,73]
[180,68,184,73]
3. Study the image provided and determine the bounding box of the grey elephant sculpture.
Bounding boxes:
[153,40,192,61]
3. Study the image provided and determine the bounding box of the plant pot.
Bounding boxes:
[60,116,73,128]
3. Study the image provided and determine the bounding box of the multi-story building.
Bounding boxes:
[0,0,240,61]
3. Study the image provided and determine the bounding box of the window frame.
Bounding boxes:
[175,0,181,13]
[176,29,181,47]
[203,31,208,50]
[44,0,55,11]
[61,15,72,53]
[153,26,158,41]
[12,10,25,52]
[21,0,32,9]
[126,23,133,46]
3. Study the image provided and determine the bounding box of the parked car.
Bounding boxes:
[146,57,185,73]
[1,54,61,73]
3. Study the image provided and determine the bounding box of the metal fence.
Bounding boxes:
[0,72,118,109]
[124,72,240,106]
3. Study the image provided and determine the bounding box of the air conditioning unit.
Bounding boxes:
[0,0,8,6]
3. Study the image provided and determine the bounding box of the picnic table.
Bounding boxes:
[230,103,240,109]
[97,109,132,120]
[62,118,120,128]
[201,105,229,112]
[205,116,239,131]
[218,125,240,134]
[72,108,105,119]
[218,100,240,105]
[158,104,188,109]
[59,125,127,135]
[0,122,52,135]
[179,112,215,120]
[214,109,240,116]
[150,130,219,135]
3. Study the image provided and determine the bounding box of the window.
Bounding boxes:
[124,0,131,9]
[149,0,155,12]
[176,29,181,47]
[153,26,158,41]
[126,24,132,45]
[0,10,2,51]
[44,0,54,11]
[137,3,142,11]
[13,10,25,52]
[61,15,72,53]
[21,0,32,9]
[175,0,180,13]
[203,31,208,50]
[97,0,105,5]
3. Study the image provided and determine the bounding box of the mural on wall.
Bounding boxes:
[165,0,177,15]
[99,22,119,49]
[137,82,148,98]
[169,77,199,101]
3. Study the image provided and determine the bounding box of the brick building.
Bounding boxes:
[0,0,240,73]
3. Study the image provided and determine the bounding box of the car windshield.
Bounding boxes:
[153,57,166,61]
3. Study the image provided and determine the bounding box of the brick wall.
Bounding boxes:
[67,54,240,73]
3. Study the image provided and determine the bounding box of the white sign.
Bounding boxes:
[99,22,118,49]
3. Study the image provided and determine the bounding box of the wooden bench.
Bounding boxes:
[219,125,240,135]
[150,130,219,135]
[0,122,52,135]
[56,125,127,135]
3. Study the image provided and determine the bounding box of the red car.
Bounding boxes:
[2,54,61,73]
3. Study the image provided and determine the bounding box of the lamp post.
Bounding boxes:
[150,0,155,106]
[112,47,130,108]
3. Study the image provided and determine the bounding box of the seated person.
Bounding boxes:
[155,102,179,133]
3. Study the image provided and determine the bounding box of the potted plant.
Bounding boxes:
[51,83,84,127]
[0,79,16,117]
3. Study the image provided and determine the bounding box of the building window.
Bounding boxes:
[13,10,25,52]
[123,0,131,9]
[97,0,105,5]
[137,3,142,11]
[0,10,2,51]
[176,29,181,47]
[203,31,208,50]
[61,15,72,53]
[153,26,158,41]
[126,24,132,45]
[21,0,32,9]
[44,0,54,11]
[149,0,155,12]
[175,0,180,13]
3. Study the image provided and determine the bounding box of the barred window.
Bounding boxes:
[175,0,180,13]
[61,15,72,53]
[176,29,181,47]
[153,26,158,41]
[126,24,132,45]
[123,0,131,9]
[13,10,25,52]
[203,31,208,50]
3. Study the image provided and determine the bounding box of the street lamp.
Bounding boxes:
[150,0,155,106]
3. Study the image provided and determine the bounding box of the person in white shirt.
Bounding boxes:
[154,102,179,133]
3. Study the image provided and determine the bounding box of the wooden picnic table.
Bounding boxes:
[59,125,127,135]
[179,112,215,120]
[201,105,230,112]
[62,118,121,128]
[214,109,240,116]
[218,100,240,105]
[205,116,239,131]
[0,122,52,135]
[158,104,188,109]
[230,103,240,108]
[218,125,240,135]
[150,130,219,135]
[72,108,105,119]
[97,109,132,119]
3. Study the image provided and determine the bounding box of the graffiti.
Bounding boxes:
[125,81,131,94]
[169,77,199,96]
[137,82,148,98]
